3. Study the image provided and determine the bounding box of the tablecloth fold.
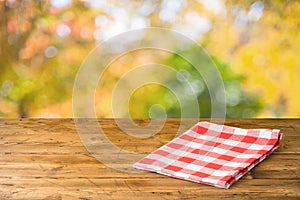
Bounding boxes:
[133,121,283,188]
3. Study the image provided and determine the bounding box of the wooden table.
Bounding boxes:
[0,119,299,199]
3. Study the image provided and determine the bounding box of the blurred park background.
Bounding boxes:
[0,0,299,118]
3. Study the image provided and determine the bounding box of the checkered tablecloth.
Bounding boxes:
[133,121,283,189]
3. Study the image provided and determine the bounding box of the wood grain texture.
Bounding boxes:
[0,118,299,200]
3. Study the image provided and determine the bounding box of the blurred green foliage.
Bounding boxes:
[0,0,299,118]
[130,47,262,118]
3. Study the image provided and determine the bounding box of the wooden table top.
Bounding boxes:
[0,118,299,199]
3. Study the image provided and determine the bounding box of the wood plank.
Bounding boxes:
[1,136,299,155]
[1,120,299,154]
[1,178,299,192]
[0,118,299,199]
[0,154,299,179]
[1,179,299,199]
[1,190,300,200]
[1,118,300,136]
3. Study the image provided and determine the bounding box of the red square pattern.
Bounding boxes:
[134,121,283,189]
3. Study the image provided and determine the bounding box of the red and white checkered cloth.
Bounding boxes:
[133,121,283,189]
